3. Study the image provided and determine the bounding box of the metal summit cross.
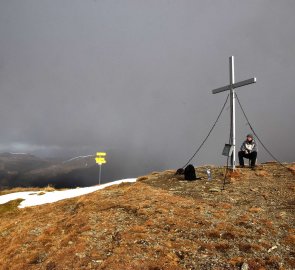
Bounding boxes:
[212,56,256,170]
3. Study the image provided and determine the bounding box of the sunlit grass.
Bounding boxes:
[0,199,24,215]
[0,185,60,196]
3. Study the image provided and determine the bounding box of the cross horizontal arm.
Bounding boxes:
[233,77,256,89]
[211,84,231,94]
[212,77,257,94]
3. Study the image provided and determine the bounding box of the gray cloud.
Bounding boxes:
[0,1,294,178]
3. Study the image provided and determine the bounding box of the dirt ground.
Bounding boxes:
[0,162,294,270]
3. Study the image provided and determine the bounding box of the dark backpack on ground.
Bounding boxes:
[184,164,197,180]
[175,168,185,175]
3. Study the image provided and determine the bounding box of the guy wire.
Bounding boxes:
[235,92,291,171]
[182,94,229,168]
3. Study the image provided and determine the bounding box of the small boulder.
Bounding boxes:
[241,262,249,270]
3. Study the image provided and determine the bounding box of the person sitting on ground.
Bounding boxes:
[238,134,258,169]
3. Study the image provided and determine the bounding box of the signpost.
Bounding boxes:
[95,152,107,185]
[212,56,256,170]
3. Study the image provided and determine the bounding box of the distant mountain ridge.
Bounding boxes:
[0,152,51,172]
[0,153,100,189]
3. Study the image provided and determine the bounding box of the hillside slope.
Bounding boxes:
[0,162,294,270]
[0,153,100,189]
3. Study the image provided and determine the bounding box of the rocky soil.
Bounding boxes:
[0,162,294,270]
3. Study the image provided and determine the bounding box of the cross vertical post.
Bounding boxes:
[211,56,257,170]
[229,56,236,169]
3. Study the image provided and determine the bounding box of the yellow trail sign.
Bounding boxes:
[95,157,106,164]
[95,152,107,185]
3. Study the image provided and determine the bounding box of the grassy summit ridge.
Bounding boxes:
[0,162,294,269]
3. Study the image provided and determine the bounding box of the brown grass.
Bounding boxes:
[0,162,294,269]
[0,187,40,196]
[0,198,24,214]
[42,184,56,192]
[284,234,295,246]
[136,176,149,181]
[0,185,57,196]
[214,242,231,252]
[206,229,221,238]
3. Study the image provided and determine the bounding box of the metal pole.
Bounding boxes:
[99,164,102,185]
[229,56,236,170]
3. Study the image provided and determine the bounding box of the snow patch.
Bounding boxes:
[0,178,137,208]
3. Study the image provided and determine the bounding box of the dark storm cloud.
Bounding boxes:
[0,0,294,176]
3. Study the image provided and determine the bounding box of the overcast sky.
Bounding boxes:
[0,1,294,177]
